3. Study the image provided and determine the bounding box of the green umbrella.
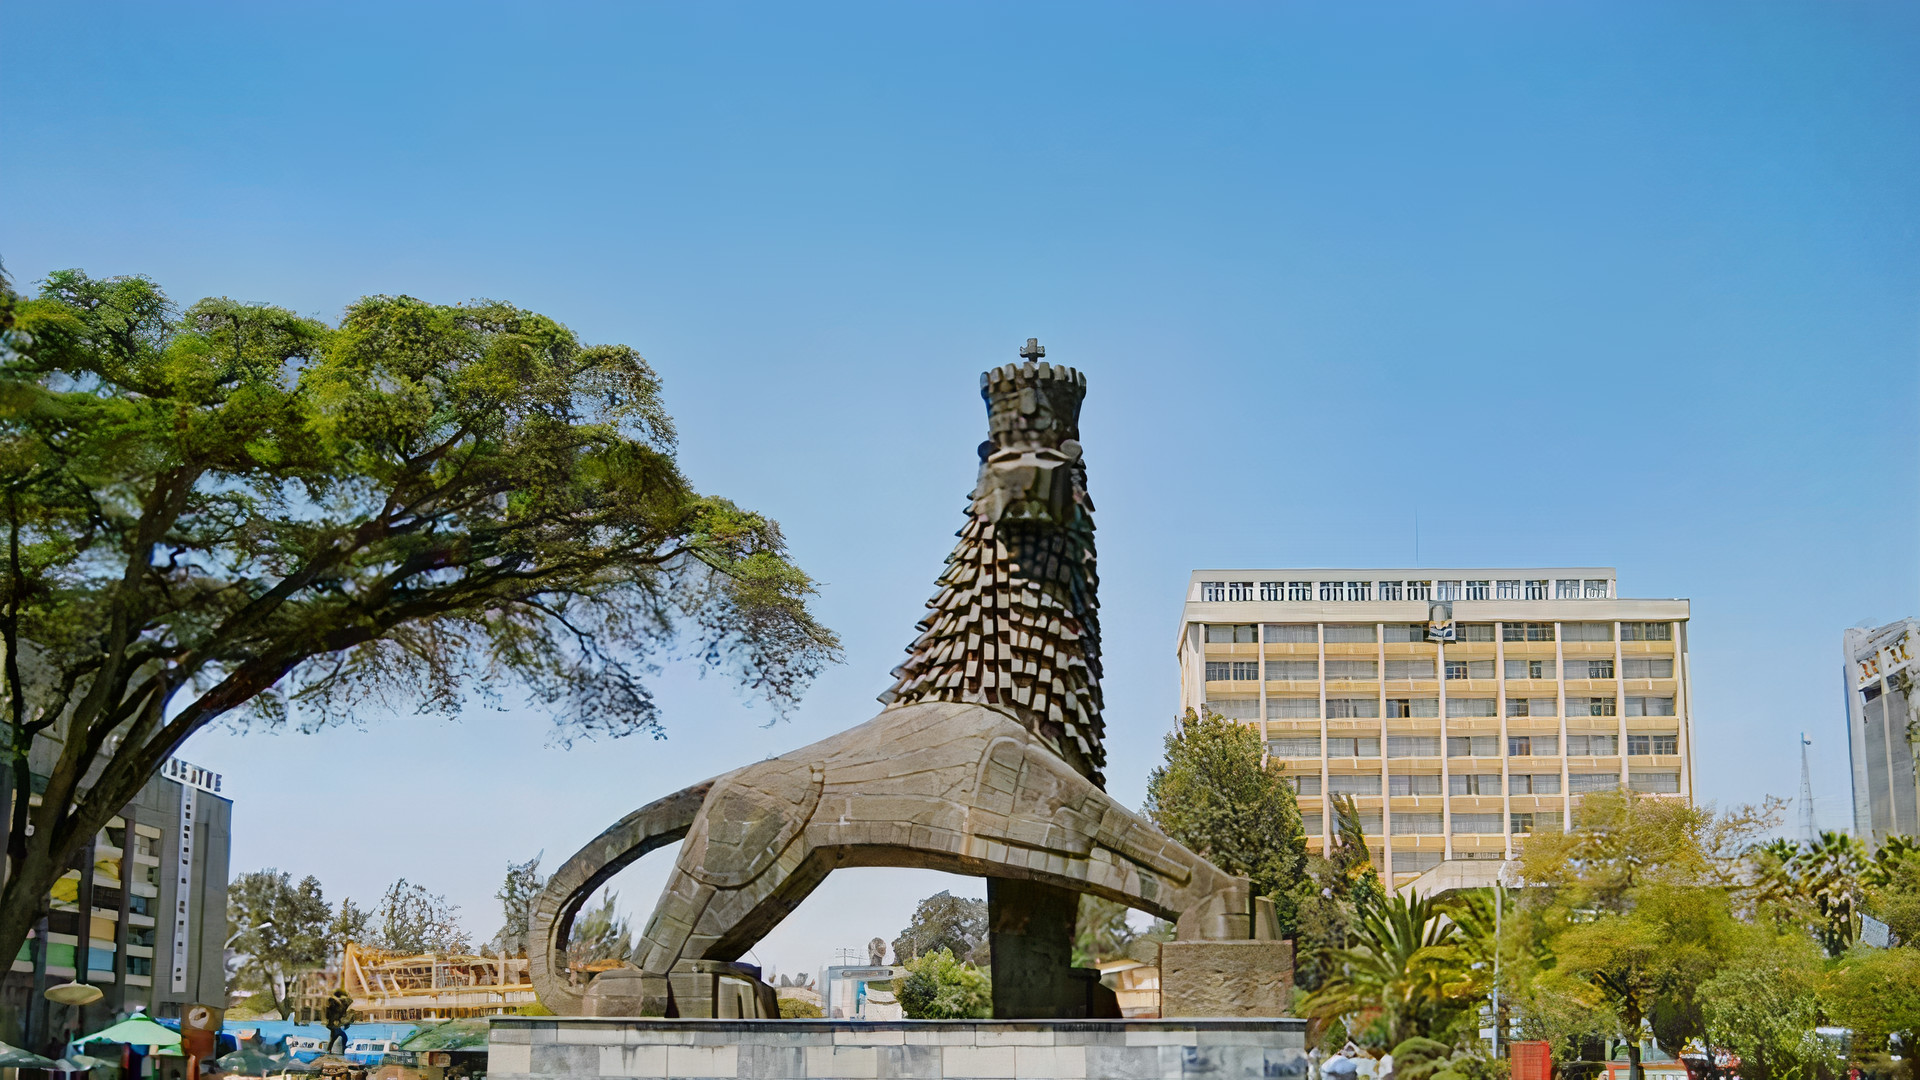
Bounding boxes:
[217,1045,285,1077]
[0,1041,59,1069]
[79,1015,182,1047]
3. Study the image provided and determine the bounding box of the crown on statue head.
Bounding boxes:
[980,342,1086,450]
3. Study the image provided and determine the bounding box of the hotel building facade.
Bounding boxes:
[1176,569,1693,890]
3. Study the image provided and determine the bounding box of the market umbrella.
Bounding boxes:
[48,1057,95,1072]
[217,1044,286,1077]
[0,1042,58,1069]
[77,1015,182,1048]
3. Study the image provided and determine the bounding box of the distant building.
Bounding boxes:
[297,942,537,1021]
[3,753,231,1047]
[1844,618,1919,842]
[1178,568,1693,892]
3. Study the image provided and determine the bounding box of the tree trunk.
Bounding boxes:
[1628,1038,1642,1080]
[0,844,62,997]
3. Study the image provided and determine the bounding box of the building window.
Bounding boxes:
[1205,661,1233,681]
[1267,659,1318,680]
[1319,581,1342,601]
[1502,622,1556,642]
[1445,660,1468,680]
[1258,581,1282,601]
[129,893,153,916]
[1387,735,1442,758]
[1496,580,1522,599]
[1436,580,1462,601]
[1385,659,1435,680]
[1326,697,1381,719]
[1513,810,1563,832]
[1566,733,1619,756]
[1392,812,1443,835]
[1347,581,1373,601]
[1326,660,1378,680]
[1378,580,1404,601]
[1468,659,1495,678]
[1629,771,1681,793]
[1447,734,1501,757]
[1584,579,1610,598]
[1329,774,1383,796]
[1450,773,1500,796]
[1382,623,1427,642]
[1555,579,1581,599]
[1227,581,1257,601]
[1447,698,1496,718]
[1355,810,1384,835]
[1526,579,1549,600]
[1326,736,1381,757]
[1451,812,1504,834]
[1268,697,1320,719]
[1511,813,1535,834]
[1624,696,1677,717]
[1204,699,1261,719]
[1456,623,1495,642]
[128,956,153,976]
[1264,623,1317,643]
[1508,734,1559,756]
[1288,774,1322,796]
[1627,733,1679,756]
[1268,736,1322,758]
[1386,698,1440,718]
[1621,622,1674,641]
[1570,772,1621,794]
[1231,662,1260,680]
[1571,696,1617,716]
[1206,624,1257,643]
[1324,624,1377,643]
[1622,659,1674,679]
[1201,581,1227,601]
[1575,659,1615,679]
[1389,773,1443,796]
[1288,581,1313,601]
[1512,773,1561,795]
[1562,622,1613,642]
[1467,580,1492,600]
[1406,581,1433,601]
[1505,659,1554,680]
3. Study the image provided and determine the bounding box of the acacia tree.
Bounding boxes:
[892,890,988,966]
[370,879,469,954]
[0,271,840,972]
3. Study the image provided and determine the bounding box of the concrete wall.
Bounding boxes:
[488,1017,1308,1080]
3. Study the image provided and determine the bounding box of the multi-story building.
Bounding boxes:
[1176,569,1693,891]
[4,754,231,1048]
[1844,618,1918,843]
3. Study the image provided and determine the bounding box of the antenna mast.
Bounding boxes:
[1798,732,1817,843]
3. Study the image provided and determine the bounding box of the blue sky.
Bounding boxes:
[4,2,1917,981]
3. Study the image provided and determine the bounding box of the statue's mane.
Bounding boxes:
[879,358,1105,787]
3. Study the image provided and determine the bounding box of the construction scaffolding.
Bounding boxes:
[302,944,540,1021]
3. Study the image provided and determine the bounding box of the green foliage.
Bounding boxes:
[1698,925,1834,1080]
[329,897,371,950]
[370,878,469,954]
[1390,1037,1456,1080]
[778,996,822,1018]
[1073,894,1141,966]
[1299,890,1483,1048]
[1753,831,1871,956]
[567,889,635,967]
[492,855,548,956]
[892,948,991,1020]
[1823,946,1920,1066]
[891,890,988,966]
[0,271,839,973]
[1144,707,1308,924]
[227,869,333,1019]
[1293,795,1386,991]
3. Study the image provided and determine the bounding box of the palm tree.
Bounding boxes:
[1299,889,1485,1047]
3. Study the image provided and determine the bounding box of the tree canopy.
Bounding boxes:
[891,890,988,967]
[227,869,332,1020]
[0,270,838,974]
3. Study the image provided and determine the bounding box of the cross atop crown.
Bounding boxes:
[1019,337,1045,362]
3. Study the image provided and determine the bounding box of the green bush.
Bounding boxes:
[892,948,991,1019]
[778,996,822,1019]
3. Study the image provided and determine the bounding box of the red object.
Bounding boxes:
[1510,1041,1552,1080]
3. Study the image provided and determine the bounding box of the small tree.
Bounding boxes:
[1698,924,1834,1080]
[891,890,988,967]
[892,948,991,1019]
[566,889,634,967]
[1298,889,1482,1048]
[1144,708,1308,927]
[1072,894,1141,966]
[491,855,548,956]
[370,879,469,954]
[226,870,332,1019]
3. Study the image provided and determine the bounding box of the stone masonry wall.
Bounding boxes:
[488,1017,1308,1080]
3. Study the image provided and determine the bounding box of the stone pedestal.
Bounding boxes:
[488,1017,1308,1080]
[1158,940,1294,1019]
[985,878,1079,1019]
